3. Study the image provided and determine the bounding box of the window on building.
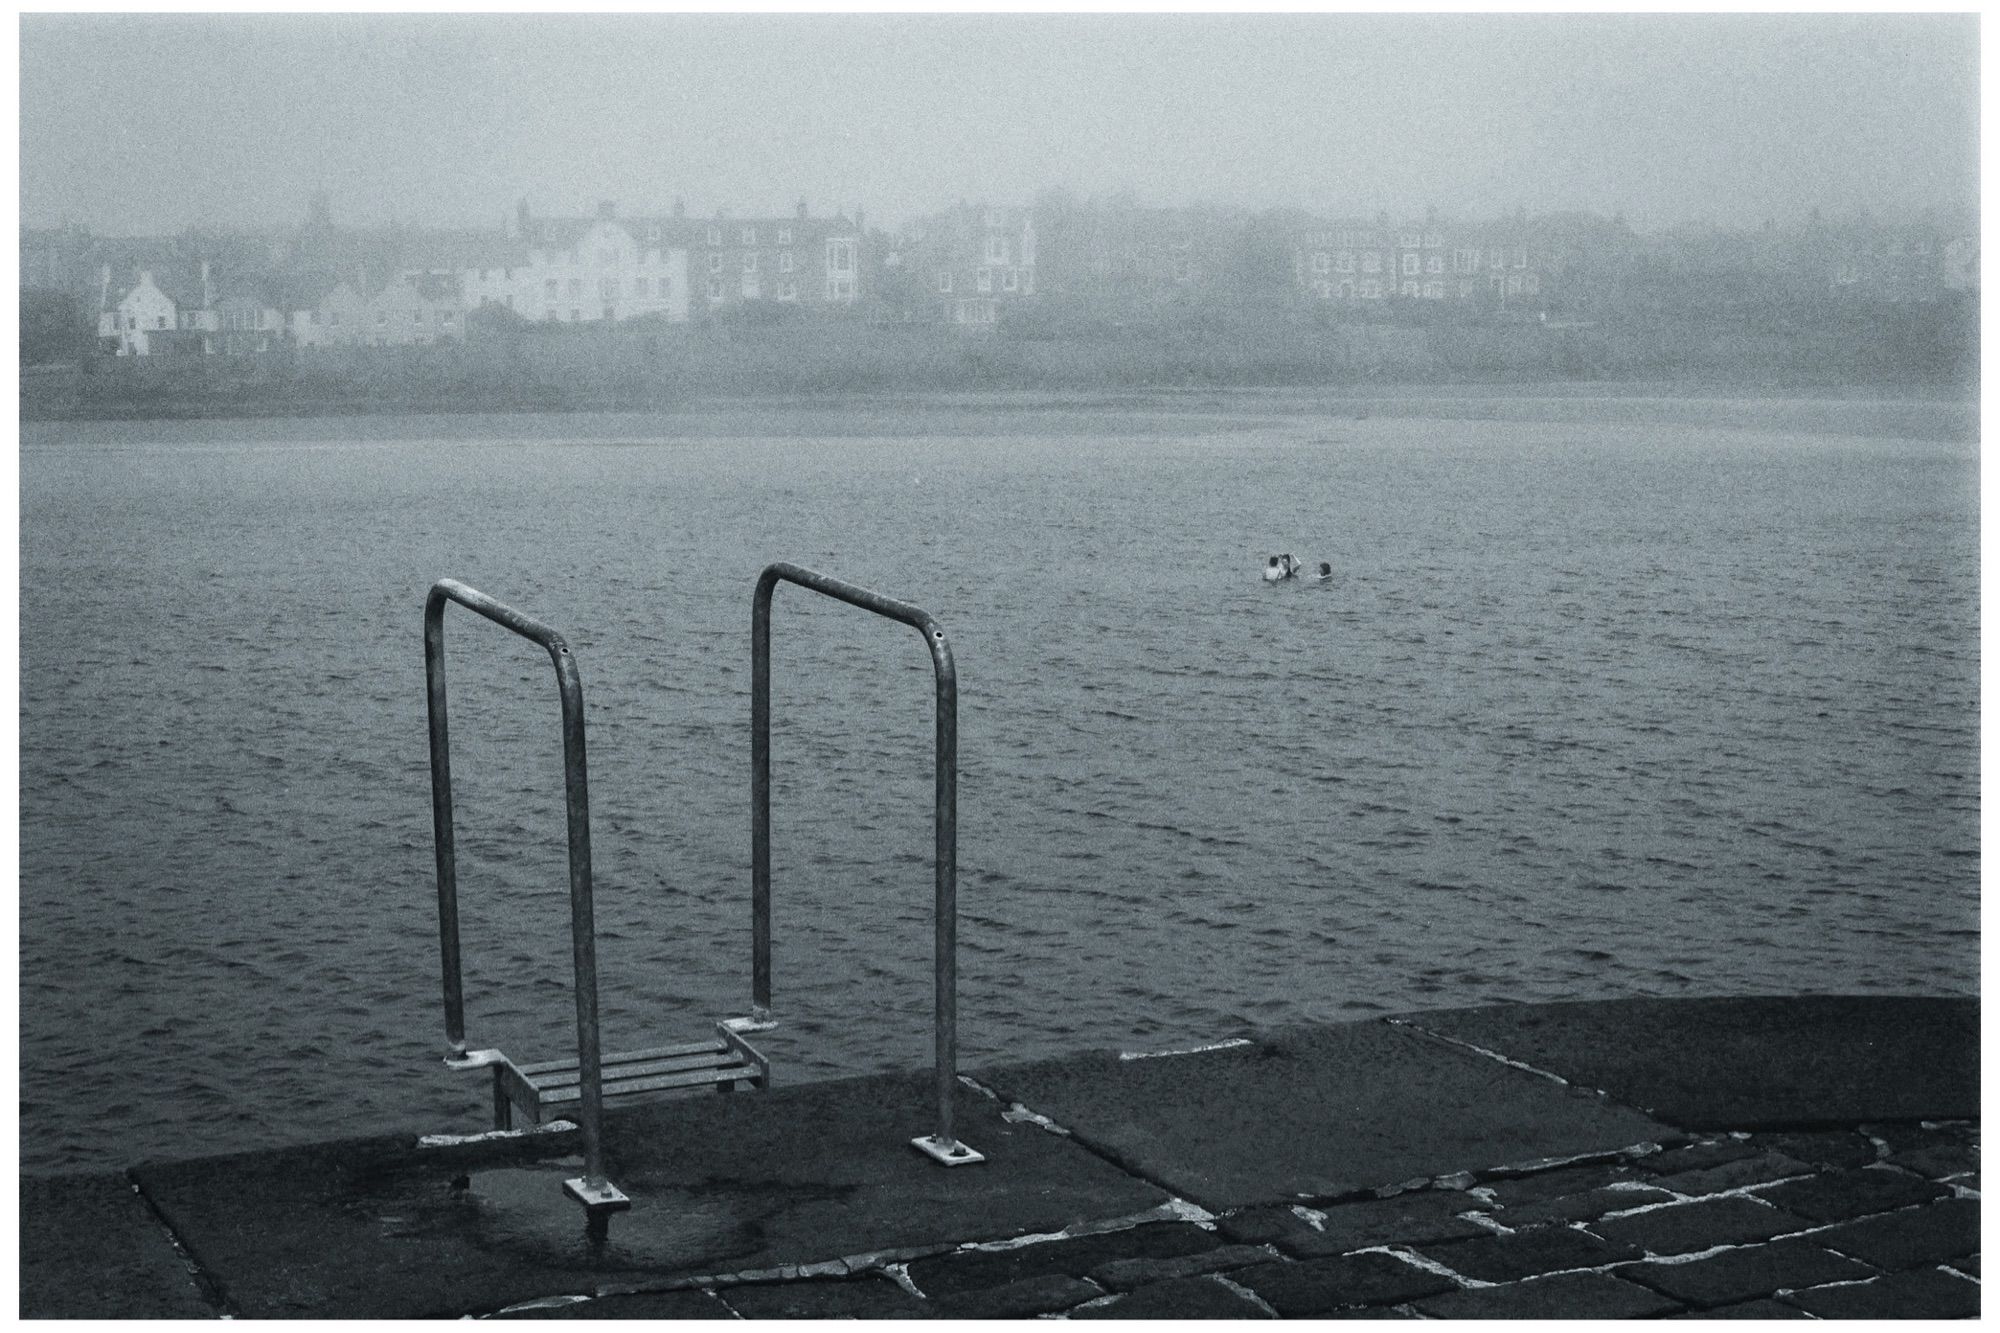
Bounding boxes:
[1424,231,1444,248]
[1423,281,1443,299]
[938,272,953,294]
[778,227,793,244]
[778,281,797,301]
[1427,256,1444,274]
[647,225,660,242]
[1362,253,1381,274]
[977,268,993,294]
[780,251,793,273]
[545,279,558,298]
[1514,248,1528,269]
[743,252,757,273]
[1525,274,1540,295]
[1402,254,1419,276]
[1338,280,1355,300]
[1360,280,1381,298]
[1401,281,1419,298]
[1314,280,1330,299]
[1312,253,1330,274]
[567,278,583,297]
[827,239,855,273]
[826,275,855,301]
[1336,253,1355,274]
[1399,231,1420,247]
[707,227,722,245]
[741,271,760,299]
[1490,248,1506,270]
[741,227,756,245]
[707,277,724,300]
[1003,270,1018,292]
[709,253,723,274]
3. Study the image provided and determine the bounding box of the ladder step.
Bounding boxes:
[529,1049,749,1093]
[537,1062,758,1104]
[516,1038,728,1078]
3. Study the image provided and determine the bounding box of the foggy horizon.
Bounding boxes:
[21,12,1979,239]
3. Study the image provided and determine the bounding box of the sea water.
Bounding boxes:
[19,402,1978,1173]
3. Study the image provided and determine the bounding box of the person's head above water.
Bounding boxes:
[1266,555,1279,567]
[1318,562,1331,575]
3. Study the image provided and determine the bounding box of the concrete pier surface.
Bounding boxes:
[21,995,1978,1319]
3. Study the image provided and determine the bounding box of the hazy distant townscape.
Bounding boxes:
[18,12,1978,415]
[18,194,1980,415]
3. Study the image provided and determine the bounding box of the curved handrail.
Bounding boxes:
[752,561,976,1163]
[423,577,622,1209]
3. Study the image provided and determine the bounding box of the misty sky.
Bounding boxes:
[19,12,1980,237]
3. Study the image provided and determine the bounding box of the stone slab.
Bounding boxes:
[1809,1197,1981,1271]
[1232,1251,1456,1315]
[1752,1166,1949,1222]
[1411,1270,1682,1319]
[19,1171,217,1319]
[904,1221,1222,1297]
[1070,1274,1275,1319]
[1282,1191,1490,1257]
[718,1275,930,1319]
[1668,1297,1812,1318]
[981,1018,1674,1211]
[496,1289,732,1319]
[1590,1196,1809,1255]
[1088,1243,1274,1291]
[1414,1225,1641,1283]
[1622,1238,1877,1309]
[1401,996,1978,1129]
[130,1069,1167,1318]
[1782,1266,1981,1320]
[934,1274,1100,1318]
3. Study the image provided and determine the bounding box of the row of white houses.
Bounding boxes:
[97,206,866,355]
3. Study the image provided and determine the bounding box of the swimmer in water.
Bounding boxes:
[1313,561,1333,581]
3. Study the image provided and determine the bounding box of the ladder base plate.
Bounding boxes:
[563,1177,632,1213]
[912,1135,986,1167]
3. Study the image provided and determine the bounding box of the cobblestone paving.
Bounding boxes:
[525,1119,1977,1319]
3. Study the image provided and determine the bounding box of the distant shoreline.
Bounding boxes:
[20,378,1977,443]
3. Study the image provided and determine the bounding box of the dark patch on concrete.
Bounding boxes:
[129,1070,1165,1318]
[1412,1270,1681,1319]
[980,1019,1672,1210]
[1401,996,1977,1129]
[19,1172,218,1319]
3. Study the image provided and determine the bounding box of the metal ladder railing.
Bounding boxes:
[753,562,983,1166]
[424,579,771,1218]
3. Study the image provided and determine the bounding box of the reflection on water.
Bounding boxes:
[19,405,1979,1173]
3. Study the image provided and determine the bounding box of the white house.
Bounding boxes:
[465,208,688,325]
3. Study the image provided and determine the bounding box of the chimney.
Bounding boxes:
[200,260,213,309]
[598,200,616,220]
[98,263,111,312]
[673,197,685,219]
[515,198,532,240]
[797,198,808,220]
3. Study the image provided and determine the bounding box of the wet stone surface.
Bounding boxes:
[1751,1166,1950,1223]
[1232,1251,1457,1316]
[1412,1270,1682,1320]
[1621,1237,1877,1309]
[1781,1266,1981,1320]
[1589,1195,1809,1255]
[1068,1274,1275,1319]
